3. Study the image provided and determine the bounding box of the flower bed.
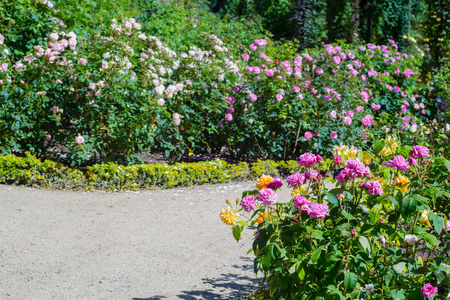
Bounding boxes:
[222,138,450,299]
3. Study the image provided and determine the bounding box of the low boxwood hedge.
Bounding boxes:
[0,153,333,191]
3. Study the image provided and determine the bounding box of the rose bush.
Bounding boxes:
[222,139,450,299]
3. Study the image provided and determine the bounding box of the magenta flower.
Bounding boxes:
[315,68,324,75]
[421,283,438,298]
[302,202,329,219]
[293,196,309,210]
[286,172,306,189]
[442,217,450,232]
[336,158,370,183]
[267,177,283,190]
[408,157,417,166]
[241,195,257,212]
[334,156,342,165]
[365,180,383,196]
[304,131,313,141]
[361,115,375,127]
[298,153,321,168]
[305,169,321,183]
[409,145,430,158]
[257,188,278,206]
[330,131,338,139]
[386,156,410,172]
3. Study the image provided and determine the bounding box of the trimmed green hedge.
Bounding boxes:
[0,153,333,191]
[0,152,87,189]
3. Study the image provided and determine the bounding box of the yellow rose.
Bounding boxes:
[420,210,431,227]
[256,174,273,190]
[220,208,239,226]
[291,187,301,198]
[395,174,410,193]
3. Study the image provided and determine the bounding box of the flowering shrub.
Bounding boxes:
[222,140,450,299]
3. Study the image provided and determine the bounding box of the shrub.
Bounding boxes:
[0,152,86,189]
[223,140,450,299]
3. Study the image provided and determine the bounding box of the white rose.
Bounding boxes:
[404,234,418,246]
[410,124,417,133]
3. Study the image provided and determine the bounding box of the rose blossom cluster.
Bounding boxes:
[336,158,371,183]
[293,196,329,219]
[297,152,323,168]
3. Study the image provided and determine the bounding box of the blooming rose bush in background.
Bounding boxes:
[221,138,450,299]
[0,0,448,166]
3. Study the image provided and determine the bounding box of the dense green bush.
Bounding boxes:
[0,152,86,189]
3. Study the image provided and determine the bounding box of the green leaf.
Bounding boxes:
[344,272,357,291]
[359,236,371,254]
[393,262,406,274]
[374,140,385,155]
[423,233,440,247]
[429,212,444,235]
[342,210,355,220]
[326,192,338,206]
[311,248,322,263]
[401,198,417,221]
[388,289,405,299]
[298,265,305,281]
[232,225,243,243]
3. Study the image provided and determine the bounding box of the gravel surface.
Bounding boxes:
[0,182,292,299]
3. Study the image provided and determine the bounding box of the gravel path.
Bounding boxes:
[0,182,291,299]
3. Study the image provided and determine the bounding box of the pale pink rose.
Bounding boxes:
[102,61,108,69]
[343,117,352,125]
[249,93,257,101]
[75,136,84,144]
[276,94,283,101]
[157,99,165,106]
[241,53,249,61]
[356,106,364,113]
[133,23,142,30]
[0,63,7,72]
[379,235,386,244]
[265,69,274,77]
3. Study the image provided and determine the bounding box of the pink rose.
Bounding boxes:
[241,53,249,61]
[330,131,338,139]
[334,156,341,165]
[365,180,383,196]
[409,145,430,158]
[257,188,278,206]
[305,169,321,183]
[75,136,84,144]
[286,172,306,189]
[225,113,233,121]
[302,202,329,219]
[379,235,386,244]
[293,196,309,210]
[241,196,257,212]
[343,117,352,125]
[249,93,257,101]
[297,153,321,168]
[421,283,437,298]
[304,131,313,141]
[386,156,410,172]
[361,115,375,127]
